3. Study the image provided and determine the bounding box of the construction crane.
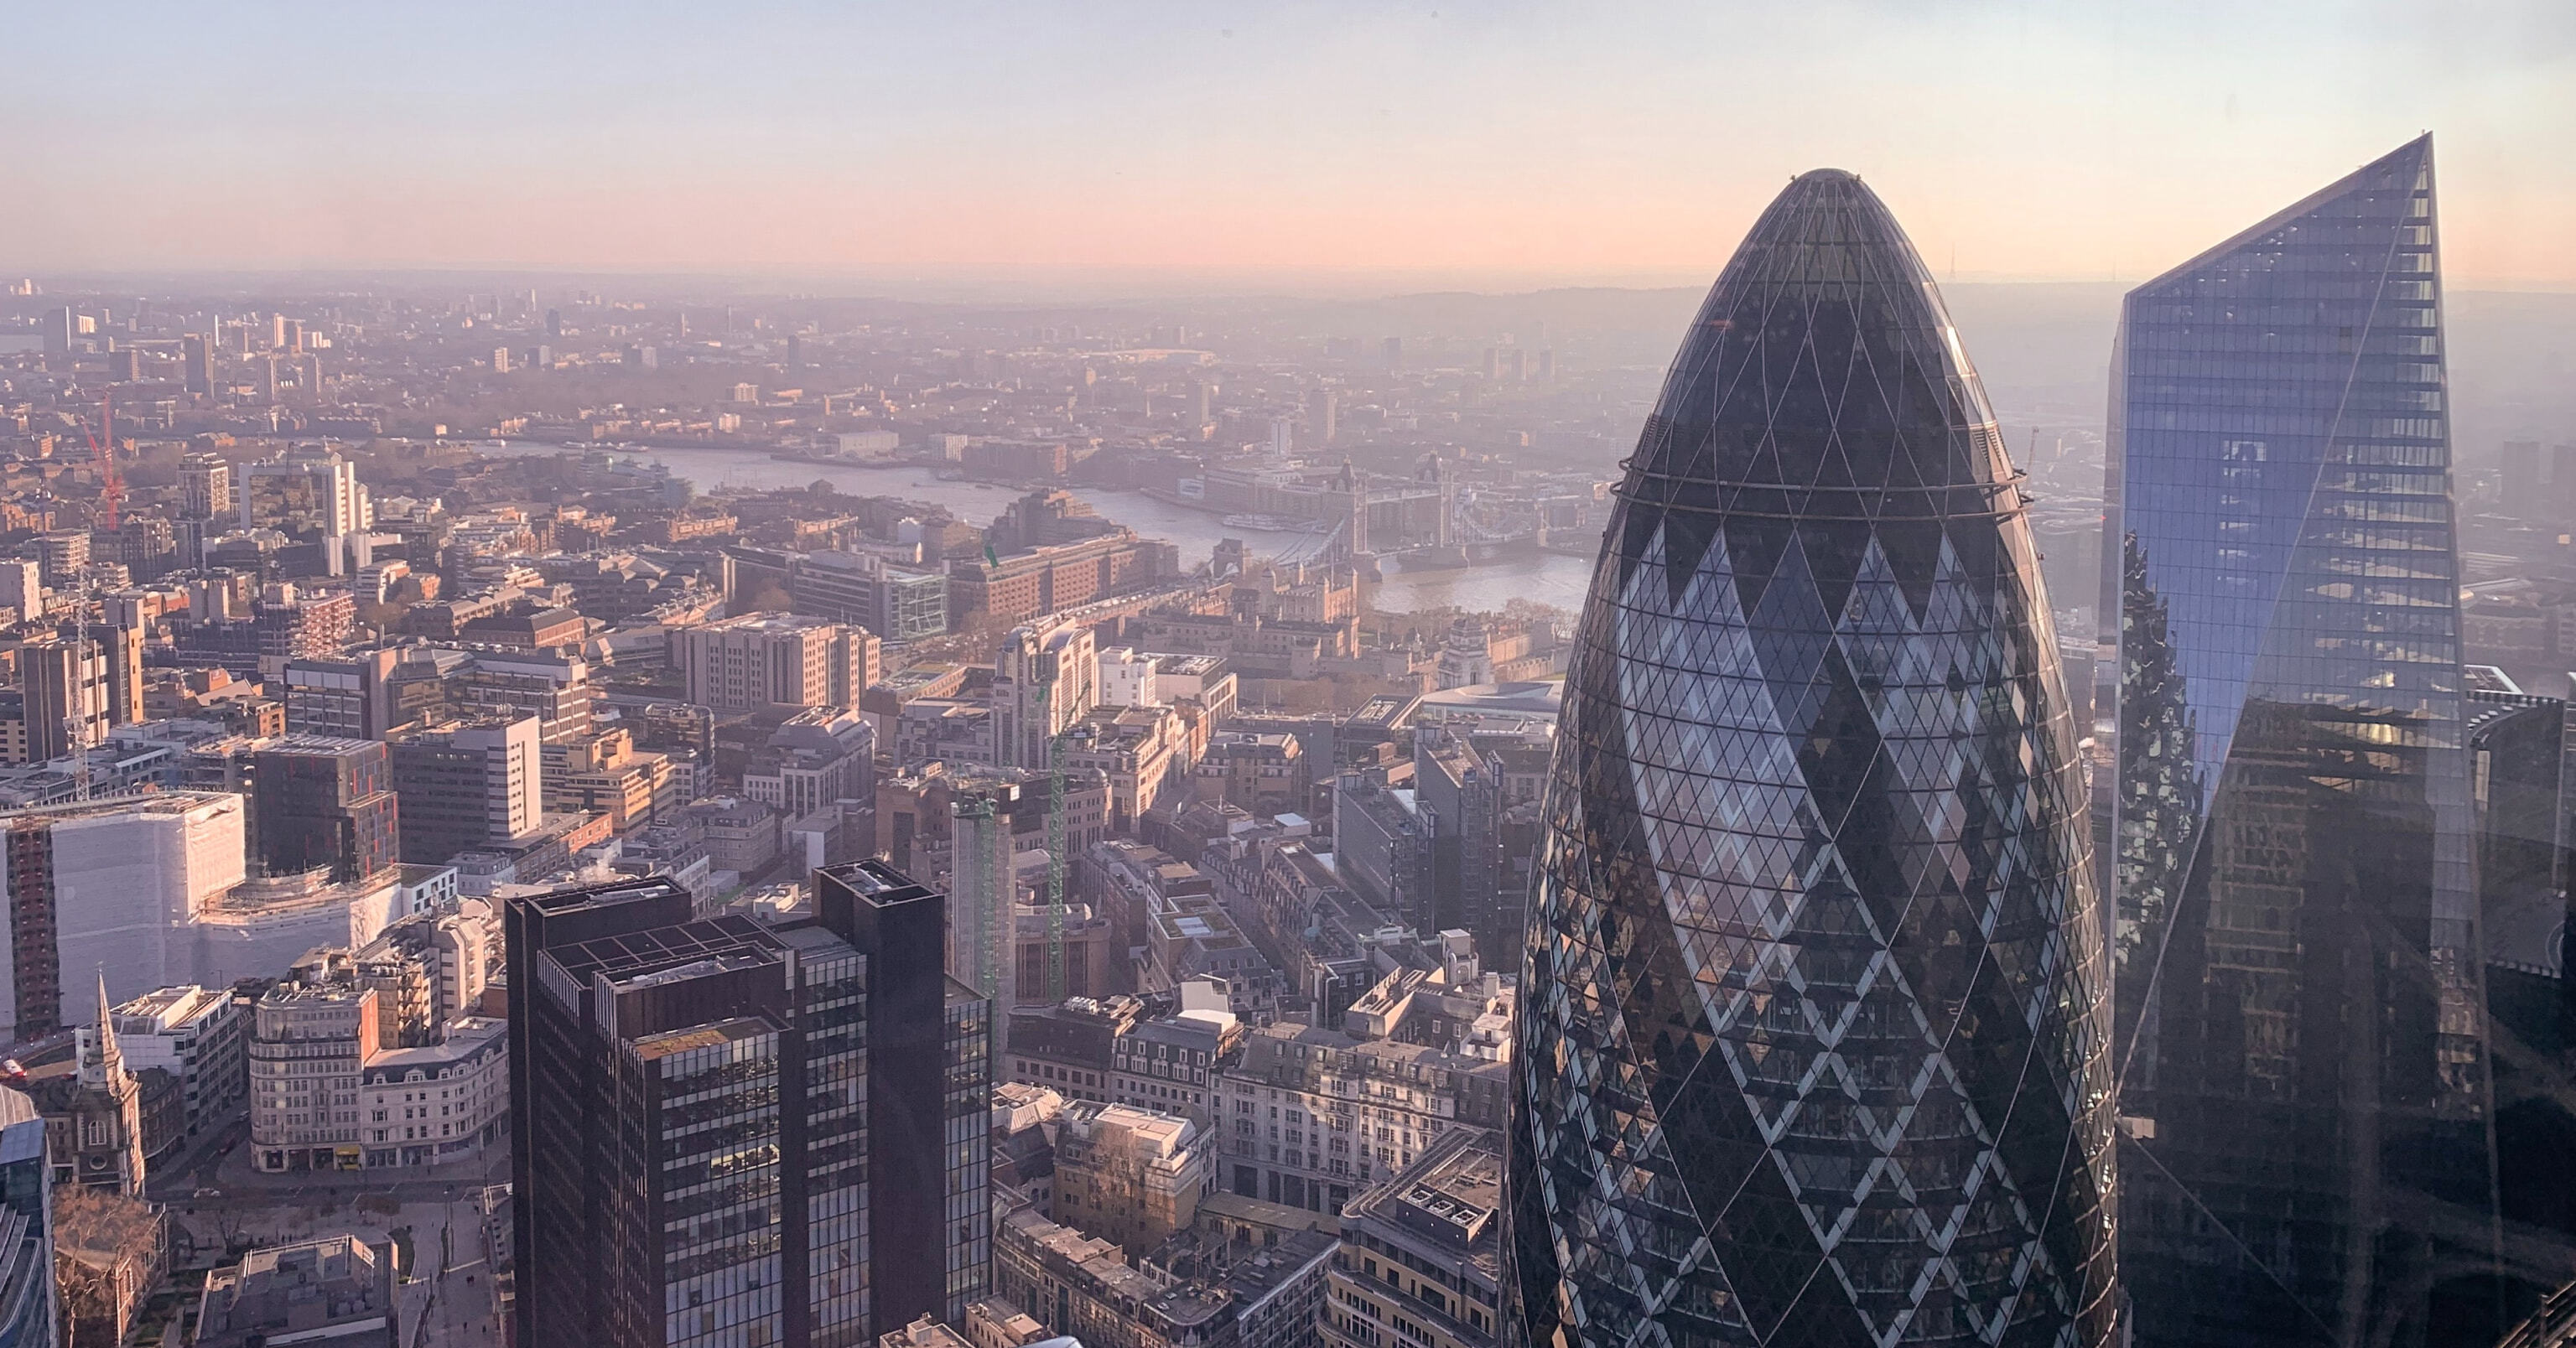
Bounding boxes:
[1036,682,1071,1005]
[957,796,1005,1004]
[986,536,1076,1004]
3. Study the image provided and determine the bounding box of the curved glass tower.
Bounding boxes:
[1504,171,2118,1348]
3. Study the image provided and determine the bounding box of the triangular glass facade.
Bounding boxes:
[2103,137,2532,1348]
[1504,170,2118,1348]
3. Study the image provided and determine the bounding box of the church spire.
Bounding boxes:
[81,972,122,1086]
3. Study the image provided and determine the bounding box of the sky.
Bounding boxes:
[5,2,2571,292]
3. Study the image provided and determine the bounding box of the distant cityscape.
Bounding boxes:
[0,132,2569,1348]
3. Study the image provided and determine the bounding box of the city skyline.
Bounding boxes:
[7,3,2573,288]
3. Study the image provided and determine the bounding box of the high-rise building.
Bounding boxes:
[1306,387,1337,447]
[237,450,367,539]
[1503,170,2117,1346]
[281,648,401,739]
[992,621,1096,769]
[251,737,399,883]
[40,308,72,359]
[507,863,989,1347]
[2101,136,2532,1348]
[0,559,39,627]
[178,454,232,521]
[387,716,542,865]
[99,622,143,728]
[8,634,108,764]
[0,793,248,1043]
[0,1085,58,1345]
[180,334,213,396]
[678,612,881,715]
[30,531,87,588]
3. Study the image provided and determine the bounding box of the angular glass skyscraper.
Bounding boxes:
[1504,171,2118,1348]
[2103,136,2540,1348]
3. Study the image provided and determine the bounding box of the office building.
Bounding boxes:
[193,1236,397,1348]
[1323,1128,1505,1348]
[387,715,542,865]
[541,727,681,834]
[0,561,38,628]
[238,449,368,538]
[281,648,402,739]
[246,913,502,1174]
[106,985,247,1138]
[1050,1100,1211,1254]
[29,533,85,589]
[946,531,1180,628]
[992,1199,1334,1348]
[507,863,989,1346]
[789,549,950,643]
[252,736,400,883]
[99,624,143,728]
[994,621,1097,769]
[0,1089,55,1347]
[678,612,880,715]
[354,1015,506,1169]
[180,334,213,397]
[1223,1022,1504,1217]
[743,708,874,821]
[2101,137,2538,1348]
[5,635,106,764]
[1503,171,2117,1345]
[245,967,378,1174]
[0,793,248,1042]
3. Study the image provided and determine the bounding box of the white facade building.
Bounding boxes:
[105,984,249,1133]
[1096,647,1161,708]
[0,558,40,626]
[0,792,249,1041]
[357,1015,506,1168]
[994,621,1098,769]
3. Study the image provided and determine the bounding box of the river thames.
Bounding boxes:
[490,442,1599,615]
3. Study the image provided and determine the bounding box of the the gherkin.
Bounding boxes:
[1503,170,2118,1348]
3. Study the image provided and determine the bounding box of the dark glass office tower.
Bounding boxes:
[1504,171,2117,1348]
[2103,137,2543,1348]
[507,863,989,1348]
[252,736,399,881]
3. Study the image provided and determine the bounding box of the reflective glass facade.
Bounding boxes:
[2103,137,2531,1348]
[1504,170,2117,1348]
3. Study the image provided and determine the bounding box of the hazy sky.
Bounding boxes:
[8,2,2570,290]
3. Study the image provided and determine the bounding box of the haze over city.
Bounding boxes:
[8,2,2573,288]
[3,8,2575,1348]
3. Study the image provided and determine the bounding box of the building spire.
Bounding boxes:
[86,971,122,1082]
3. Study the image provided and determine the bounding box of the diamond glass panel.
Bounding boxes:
[1504,170,2118,1348]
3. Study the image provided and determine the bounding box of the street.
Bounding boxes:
[151,1117,509,1346]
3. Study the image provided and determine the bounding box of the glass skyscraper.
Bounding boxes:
[2103,136,2542,1348]
[1504,170,2118,1348]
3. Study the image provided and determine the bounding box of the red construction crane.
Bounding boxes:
[86,389,122,530]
